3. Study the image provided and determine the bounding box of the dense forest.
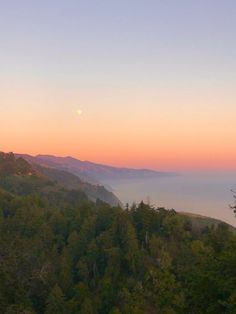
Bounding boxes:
[0,153,236,313]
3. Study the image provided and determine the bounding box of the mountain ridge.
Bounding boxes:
[1,152,121,207]
[16,153,175,184]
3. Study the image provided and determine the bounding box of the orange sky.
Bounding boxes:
[1,83,236,171]
[1,1,236,171]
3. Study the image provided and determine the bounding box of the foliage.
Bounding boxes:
[0,154,236,313]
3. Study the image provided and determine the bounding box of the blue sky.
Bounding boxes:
[1,0,236,87]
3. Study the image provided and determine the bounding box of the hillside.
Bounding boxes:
[34,164,122,207]
[1,183,236,313]
[0,152,37,176]
[16,153,173,184]
[0,152,121,207]
[1,153,236,314]
[180,211,236,234]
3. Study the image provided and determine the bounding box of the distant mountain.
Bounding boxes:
[16,154,99,185]
[1,152,121,207]
[16,153,173,184]
[34,164,122,207]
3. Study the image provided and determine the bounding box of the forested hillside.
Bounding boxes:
[0,153,121,207]
[0,153,236,313]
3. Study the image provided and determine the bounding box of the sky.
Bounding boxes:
[1,0,236,171]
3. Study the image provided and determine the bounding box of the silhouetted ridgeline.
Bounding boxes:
[16,153,174,184]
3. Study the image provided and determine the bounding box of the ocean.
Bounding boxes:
[105,171,236,227]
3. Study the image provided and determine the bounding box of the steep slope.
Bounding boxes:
[0,152,37,176]
[0,152,121,207]
[16,153,173,184]
[34,164,122,207]
[17,153,98,185]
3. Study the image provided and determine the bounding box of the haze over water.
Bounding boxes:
[105,171,236,227]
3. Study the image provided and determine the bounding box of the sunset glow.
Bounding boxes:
[1,1,236,171]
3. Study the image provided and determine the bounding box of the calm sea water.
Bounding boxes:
[105,171,236,227]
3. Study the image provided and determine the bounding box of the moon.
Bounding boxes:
[76,109,83,117]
